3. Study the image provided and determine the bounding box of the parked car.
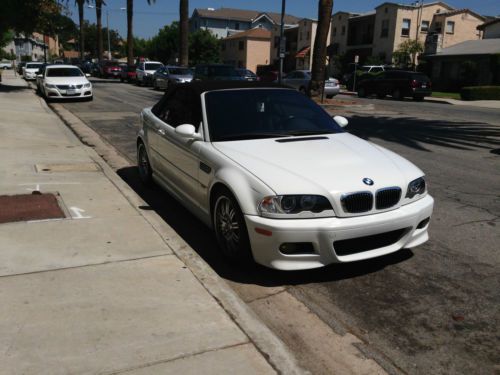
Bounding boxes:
[257,70,278,82]
[136,81,433,270]
[357,70,432,101]
[23,62,45,80]
[39,64,92,101]
[0,60,13,69]
[35,64,50,92]
[283,70,340,98]
[236,68,258,81]
[152,65,193,90]
[99,61,122,79]
[136,61,164,86]
[120,65,137,83]
[193,64,243,81]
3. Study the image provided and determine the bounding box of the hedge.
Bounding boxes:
[460,86,500,101]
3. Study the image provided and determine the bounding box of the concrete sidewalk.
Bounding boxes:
[0,71,301,374]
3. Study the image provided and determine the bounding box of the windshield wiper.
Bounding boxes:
[216,133,291,141]
[286,130,335,136]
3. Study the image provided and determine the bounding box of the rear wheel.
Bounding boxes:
[392,89,403,100]
[137,142,153,186]
[213,189,252,263]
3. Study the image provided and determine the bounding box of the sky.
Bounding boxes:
[67,0,500,39]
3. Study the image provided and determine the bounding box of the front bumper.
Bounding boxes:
[245,194,433,270]
[24,73,37,80]
[44,86,93,99]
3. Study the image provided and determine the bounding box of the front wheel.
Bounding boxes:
[213,190,252,263]
[137,142,153,186]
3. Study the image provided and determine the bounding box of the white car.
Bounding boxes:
[39,65,93,101]
[23,62,44,80]
[137,82,433,270]
[0,60,13,69]
[136,61,163,86]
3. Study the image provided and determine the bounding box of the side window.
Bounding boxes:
[164,88,200,129]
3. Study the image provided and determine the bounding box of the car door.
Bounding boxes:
[153,87,203,207]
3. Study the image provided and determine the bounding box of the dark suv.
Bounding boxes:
[357,70,432,101]
[193,64,243,81]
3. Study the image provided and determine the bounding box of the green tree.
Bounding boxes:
[179,0,189,66]
[395,39,423,70]
[83,21,122,58]
[189,29,220,65]
[0,0,62,36]
[127,0,155,66]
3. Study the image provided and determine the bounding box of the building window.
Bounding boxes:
[401,18,411,36]
[238,41,244,50]
[435,21,442,33]
[333,27,337,37]
[421,20,429,33]
[341,26,346,35]
[446,21,455,34]
[235,22,240,30]
[385,7,388,14]
[381,19,389,37]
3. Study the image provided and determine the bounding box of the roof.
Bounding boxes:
[375,1,453,10]
[296,46,311,58]
[193,7,300,25]
[477,17,500,30]
[429,39,500,57]
[45,64,79,69]
[224,28,271,40]
[437,8,485,21]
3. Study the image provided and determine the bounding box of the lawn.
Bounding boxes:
[431,91,461,100]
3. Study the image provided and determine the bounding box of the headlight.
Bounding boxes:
[44,83,56,88]
[259,195,334,218]
[406,177,426,198]
[83,83,91,88]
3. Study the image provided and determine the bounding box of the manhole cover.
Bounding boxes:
[35,163,100,173]
[0,193,66,224]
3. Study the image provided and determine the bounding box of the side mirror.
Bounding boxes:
[175,124,201,140]
[333,115,348,128]
[85,73,91,77]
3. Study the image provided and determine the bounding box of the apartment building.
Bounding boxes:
[477,18,500,39]
[2,33,58,62]
[330,1,485,64]
[220,28,271,73]
[190,7,299,39]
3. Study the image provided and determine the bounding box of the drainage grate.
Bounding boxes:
[0,193,66,224]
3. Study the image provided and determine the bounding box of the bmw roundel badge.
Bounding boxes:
[363,178,374,186]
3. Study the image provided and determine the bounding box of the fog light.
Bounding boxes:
[417,217,430,229]
[279,242,314,254]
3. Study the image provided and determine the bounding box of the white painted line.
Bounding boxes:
[69,206,92,219]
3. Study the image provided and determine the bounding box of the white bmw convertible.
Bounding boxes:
[137,82,433,270]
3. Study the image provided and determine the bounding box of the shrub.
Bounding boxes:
[460,86,500,101]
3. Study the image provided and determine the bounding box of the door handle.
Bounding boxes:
[158,129,166,136]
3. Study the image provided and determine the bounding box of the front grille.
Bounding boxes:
[334,227,411,256]
[61,92,81,97]
[341,192,373,213]
[56,85,83,89]
[376,187,401,209]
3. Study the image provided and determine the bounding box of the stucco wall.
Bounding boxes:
[246,39,271,72]
[330,12,350,55]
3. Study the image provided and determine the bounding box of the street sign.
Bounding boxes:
[354,55,359,63]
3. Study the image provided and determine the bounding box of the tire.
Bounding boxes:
[326,94,334,99]
[376,93,385,99]
[392,89,403,100]
[357,86,366,98]
[213,189,252,263]
[137,142,153,186]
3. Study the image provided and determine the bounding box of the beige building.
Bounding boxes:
[477,18,500,39]
[220,28,271,73]
[330,1,485,64]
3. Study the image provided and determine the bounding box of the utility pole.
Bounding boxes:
[278,0,286,84]
[106,10,111,60]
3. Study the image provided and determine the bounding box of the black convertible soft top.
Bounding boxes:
[151,81,289,124]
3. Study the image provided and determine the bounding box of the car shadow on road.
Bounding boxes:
[0,84,32,92]
[117,166,414,287]
[347,115,500,152]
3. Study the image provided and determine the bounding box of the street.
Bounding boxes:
[57,78,500,375]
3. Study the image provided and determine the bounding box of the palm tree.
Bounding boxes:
[179,0,189,66]
[75,0,88,60]
[127,0,155,66]
[95,0,104,61]
[310,0,333,97]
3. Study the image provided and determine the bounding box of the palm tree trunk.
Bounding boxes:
[96,0,103,61]
[310,0,333,97]
[77,0,85,60]
[127,0,134,65]
[179,0,189,66]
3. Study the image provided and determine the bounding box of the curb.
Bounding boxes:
[49,103,307,375]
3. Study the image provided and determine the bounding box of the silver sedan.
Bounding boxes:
[282,70,340,98]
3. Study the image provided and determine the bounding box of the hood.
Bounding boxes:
[170,74,193,82]
[213,133,422,197]
[45,76,89,85]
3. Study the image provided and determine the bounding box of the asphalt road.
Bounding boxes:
[58,78,500,375]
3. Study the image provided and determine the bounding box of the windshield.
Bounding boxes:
[168,67,191,75]
[145,63,163,71]
[26,63,42,69]
[46,68,83,77]
[206,89,344,142]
